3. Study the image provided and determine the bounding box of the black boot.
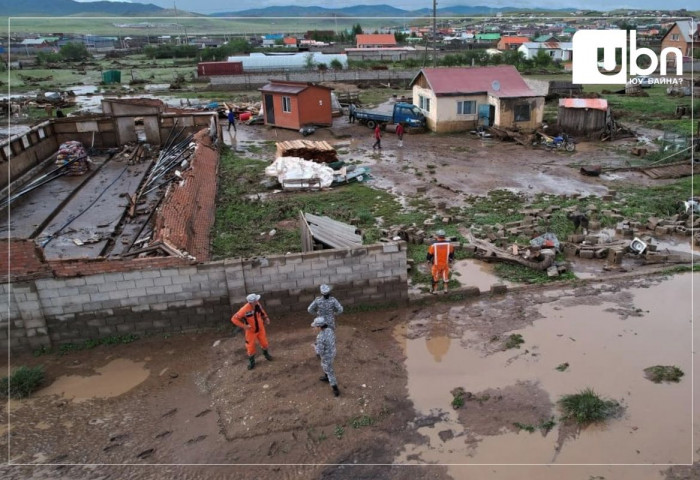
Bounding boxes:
[263,349,273,361]
[332,385,340,397]
[319,374,329,382]
[247,355,255,370]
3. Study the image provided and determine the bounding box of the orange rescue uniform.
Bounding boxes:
[428,240,455,283]
[231,301,270,356]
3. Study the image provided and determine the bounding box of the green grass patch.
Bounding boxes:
[334,425,345,439]
[451,387,467,409]
[504,334,525,349]
[494,263,576,284]
[558,388,622,425]
[643,365,684,383]
[212,148,418,259]
[513,421,535,433]
[33,334,139,356]
[349,415,374,428]
[0,365,45,399]
[555,362,570,372]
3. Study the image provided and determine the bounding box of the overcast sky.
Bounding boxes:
[74,0,691,16]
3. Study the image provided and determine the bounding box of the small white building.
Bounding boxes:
[518,42,573,61]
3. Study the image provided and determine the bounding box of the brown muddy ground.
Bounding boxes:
[2,274,696,480]
[2,309,448,480]
[2,112,696,479]
[237,111,670,204]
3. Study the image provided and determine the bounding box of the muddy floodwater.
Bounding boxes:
[396,273,696,479]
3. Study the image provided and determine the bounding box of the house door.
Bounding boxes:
[264,94,275,124]
[478,104,494,127]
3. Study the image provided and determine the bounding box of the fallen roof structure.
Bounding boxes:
[300,212,363,252]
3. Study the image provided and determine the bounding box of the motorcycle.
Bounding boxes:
[538,132,576,152]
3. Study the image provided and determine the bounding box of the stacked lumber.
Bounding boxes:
[276,140,338,163]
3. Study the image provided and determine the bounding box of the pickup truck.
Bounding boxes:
[354,102,426,130]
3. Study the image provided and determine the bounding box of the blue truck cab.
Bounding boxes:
[354,102,426,129]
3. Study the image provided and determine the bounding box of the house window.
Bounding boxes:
[419,95,430,112]
[457,100,476,115]
[671,34,679,41]
[282,96,292,113]
[514,104,531,122]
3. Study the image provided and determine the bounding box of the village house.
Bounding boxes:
[259,80,333,131]
[518,42,572,61]
[262,34,285,47]
[660,20,700,65]
[355,34,397,49]
[497,36,530,51]
[408,65,544,133]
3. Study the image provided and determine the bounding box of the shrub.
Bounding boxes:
[558,388,621,425]
[644,365,684,383]
[0,365,45,399]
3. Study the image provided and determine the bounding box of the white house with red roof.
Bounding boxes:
[408,65,544,132]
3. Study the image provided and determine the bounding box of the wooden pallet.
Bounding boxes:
[641,161,695,179]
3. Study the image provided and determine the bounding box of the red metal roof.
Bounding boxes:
[499,36,530,45]
[558,98,608,111]
[413,65,537,98]
[356,34,397,46]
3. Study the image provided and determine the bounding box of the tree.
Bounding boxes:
[533,48,554,68]
[329,58,343,70]
[351,24,363,36]
[59,42,90,61]
[304,52,316,70]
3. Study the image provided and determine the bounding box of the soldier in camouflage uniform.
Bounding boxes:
[312,316,340,397]
[307,284,343,330]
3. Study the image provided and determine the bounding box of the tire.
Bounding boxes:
[366,120,377,129]
[565,142,575,152]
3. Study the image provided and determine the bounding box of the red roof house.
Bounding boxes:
[259,80,333,130]
[356,34,397,48]
[408,65,544,132]
[497,36,530,50]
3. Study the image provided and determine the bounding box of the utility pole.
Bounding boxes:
[432,0,437,67]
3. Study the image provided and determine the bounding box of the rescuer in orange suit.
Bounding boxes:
[231,293,273,370]
[427,230,455,294]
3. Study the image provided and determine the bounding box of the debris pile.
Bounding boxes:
[275,140,338,163]
[56,141,90,175]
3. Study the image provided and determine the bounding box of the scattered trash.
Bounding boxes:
[629,237,648,254]
[530,233,561,251]
[264,156,334,190]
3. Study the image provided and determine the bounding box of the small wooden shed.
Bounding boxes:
[259,80,333,130]
[557,98,609,135]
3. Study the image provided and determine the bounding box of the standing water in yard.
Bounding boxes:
[395,273,695,479]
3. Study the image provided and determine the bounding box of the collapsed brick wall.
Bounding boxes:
[1,243,408,351]
[152,130,218,261]
[0,240,52,281]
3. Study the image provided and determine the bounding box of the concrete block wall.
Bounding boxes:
[1,242,407,351]
[0,121,59,190]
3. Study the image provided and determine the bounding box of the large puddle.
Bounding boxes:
[396,273,695,478]
[38,358,149,403]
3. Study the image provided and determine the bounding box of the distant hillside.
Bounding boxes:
[0,0,164,16]
[211,5,407,18]
[213,4,575,17]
